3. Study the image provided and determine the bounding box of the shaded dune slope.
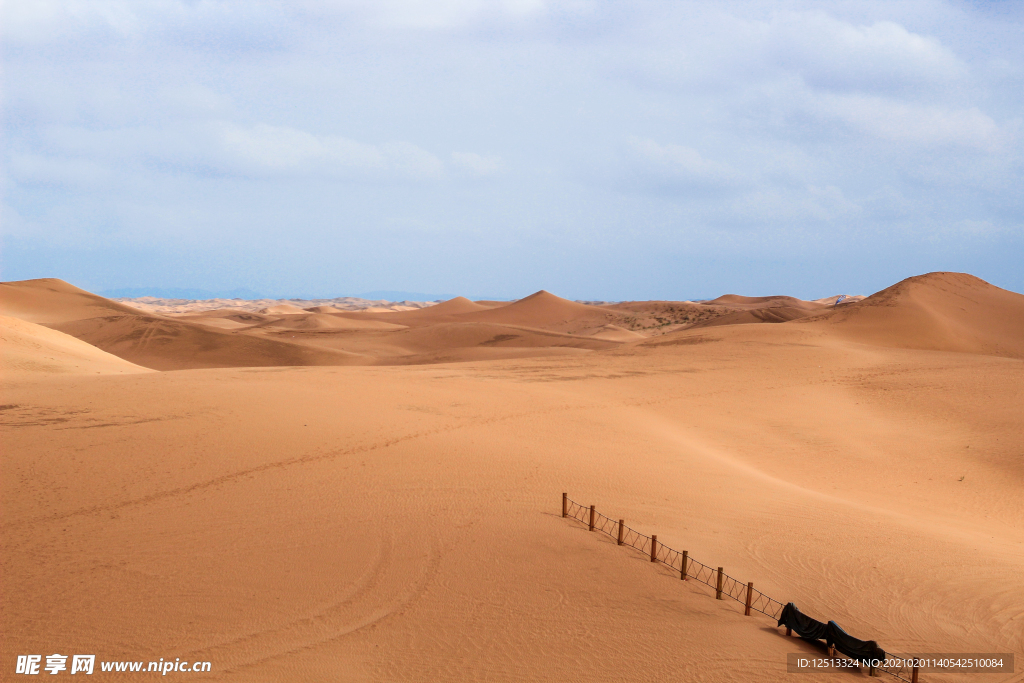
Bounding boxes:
[0,314,152,378]
[691,306,818,329]
[49,315,366,371]
[382,322,618,354]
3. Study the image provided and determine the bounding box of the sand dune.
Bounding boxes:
[186,310,276,324]
[425,296,496,314]
[445,291,631,337]
[49,314,367,370]
[1,283,629,368]
[705,294,824,310]
[691,305,818,328]
[246,321,620,365]
[262,314,406,331]
[463,290,615,327]
[378,322,618,355]
[3,272,1021,681]
[803,272,1024,358]
[338,296,501,327]
[0,278,146,323]
[179,317,254,330]
[345,292,615,331]
[588,324,646,341]
[813,294,866,306]
[0,314,151,378]
[258,304,307,315]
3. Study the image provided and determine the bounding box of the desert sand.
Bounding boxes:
[2,273,1022,682]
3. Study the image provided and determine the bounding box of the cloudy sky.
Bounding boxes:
[2,0,1022,300]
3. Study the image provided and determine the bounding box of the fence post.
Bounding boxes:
[589,505,595,531]
[562,492,567,518]
[681,551,688,580]
[617,520,624,545]
[650,535,658,562]
[744,582,753,615]
[716,567,724,599]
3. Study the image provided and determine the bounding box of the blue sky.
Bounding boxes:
[2,0,1022,300]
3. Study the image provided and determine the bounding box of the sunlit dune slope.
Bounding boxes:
[800,272,1024,358]
[49,314,367,370]
[0,278,146,324]
[0,314,152,378]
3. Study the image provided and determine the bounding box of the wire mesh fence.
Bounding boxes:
[561,493,914,683]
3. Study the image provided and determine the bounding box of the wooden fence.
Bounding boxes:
[562,493,921,683]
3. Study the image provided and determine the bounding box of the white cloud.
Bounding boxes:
[7,153,114,189]
[2,0,1022,296]
[818,95,1005,149]
[320,0,549,30]
[214,123,445,179]
[766,13,967,92]
[451,152,503,176]
[1,0,144,43]
[9,121,460,184]
[724,184,861,228]
[625,137,744,193]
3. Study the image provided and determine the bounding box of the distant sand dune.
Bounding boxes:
[704,294,822,310]
[337,296,502,327]
[3,273,1021,371]
[460,290,617,331]
[691,306,819,328]
[261,314,406,331]
[803,272,1024,358]
[49,314,366,370]
[257,304,307,315]
[588,324,646,341]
